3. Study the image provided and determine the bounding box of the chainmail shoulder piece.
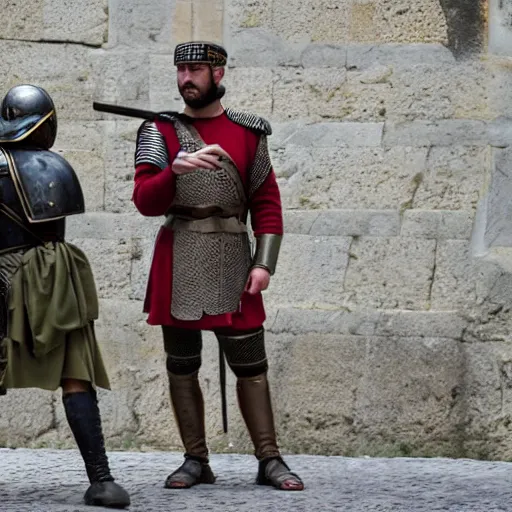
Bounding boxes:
[224,108,272,136]
[134,121,169,170]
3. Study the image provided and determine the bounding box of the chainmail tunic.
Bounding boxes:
[167,118,252,321]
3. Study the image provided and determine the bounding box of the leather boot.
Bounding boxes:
[165,371,215,488]
[237,373,304,491]
[63,392,131,508]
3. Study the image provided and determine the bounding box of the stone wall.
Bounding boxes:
[2,0,512,460]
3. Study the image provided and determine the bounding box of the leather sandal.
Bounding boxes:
[256,457,304,491]
[164,458,216,489]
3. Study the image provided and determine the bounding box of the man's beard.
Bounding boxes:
[180,78,219,109]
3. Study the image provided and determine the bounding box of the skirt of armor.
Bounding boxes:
[0,245,110,391]
[171,230,252,321]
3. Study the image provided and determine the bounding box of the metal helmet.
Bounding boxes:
[1,84,57,149]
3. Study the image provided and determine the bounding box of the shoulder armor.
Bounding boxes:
[3,148,84,222]
[135,120,169,170]
[0,114,49,144]
[224,108,272,136]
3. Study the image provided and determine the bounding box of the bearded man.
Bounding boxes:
[132,41,304,492]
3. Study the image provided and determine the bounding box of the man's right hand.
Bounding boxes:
[172,145,229,175]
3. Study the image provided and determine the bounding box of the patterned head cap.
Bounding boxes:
[174,41,228,67]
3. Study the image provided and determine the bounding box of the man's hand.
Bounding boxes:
[244,267,270,295]
[171,144,232,175]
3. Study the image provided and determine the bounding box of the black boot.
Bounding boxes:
[63,391,131,508]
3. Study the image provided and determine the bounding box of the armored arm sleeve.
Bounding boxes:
[248,136,283,275]
[132,121,176,216]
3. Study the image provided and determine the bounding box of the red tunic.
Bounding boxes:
[132,112,283,330]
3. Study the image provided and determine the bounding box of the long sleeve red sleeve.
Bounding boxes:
[132,163,176,217]
[249,170,283,237]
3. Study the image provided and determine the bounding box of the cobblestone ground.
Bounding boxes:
[1,449,512,511]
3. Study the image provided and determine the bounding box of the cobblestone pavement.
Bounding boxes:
[1,449,512,511]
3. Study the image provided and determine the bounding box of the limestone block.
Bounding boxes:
[272,145,427,210]
[227,0,272,31]
[0,41,95,120]
[347,43,455,71]
[229,28,306,67]
[354,335,463,457]
[103,121,143,214]
[1,0,107,46]
[430,240,476,311]
[461,341,512,460]
[130,238,159,302]
[385,61,490,122]
[269,307,467,339]
[344,237,436,310]
[489,116,512,149]
[107,0,174,49]
[67,239,133,299]
[267,235,351,309]
[401,210,474,240]
[66,213,162,240]
[172,0,193,43]
[275,333,463,457]
[483,148,512,248]
[363,0,448,44]
[272,68,349,121]
[271,0,351,43]
[413,146,488,210]
[90,50,151,110]
[223,68,273,115]
[300,44,347,68]
[53,121,110,213]
[0,391,54,447]
[283,210,400,237]
[193,0,224,42]
[488,65,512,119]
[383,120,489,148]
[149,55,183,112]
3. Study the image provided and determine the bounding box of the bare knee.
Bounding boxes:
[61,378,90,396]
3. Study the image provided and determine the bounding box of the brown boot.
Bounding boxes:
[165,371,216,489]
[237,373,304,491]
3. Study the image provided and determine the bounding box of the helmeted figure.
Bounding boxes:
[0,84,130,508]
[133,42,304,491]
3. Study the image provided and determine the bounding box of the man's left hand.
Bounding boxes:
[245,267,270,295]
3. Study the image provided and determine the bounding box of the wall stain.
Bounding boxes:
[438,0,487,57]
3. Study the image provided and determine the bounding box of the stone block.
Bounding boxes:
[489,116,512,148]
[0,41,95,121]
[344,237,436,310]
[383,120,489,148]
[413,146,488,211]
[107,0,174,49]
[227,0,272,31]
[272,145,427,210]
[229,28,305,67]
[369,0,448,44]
[346,43,455,71]
[90,50,151,110]
[283,210,400,237]
[267,235,351,309]
[354,335,463,456]
[271,0,350,43]
[103,120,143,214]
[1,0,107,47]
[67,239,133,299]
[300,44,347,68]
[272,68,350,121]
[401,210,474,240]
[193,0,224,42]
[0,391,54,447]
[431,240,476,310]
[223,68,273,115]
[149,55,182,112]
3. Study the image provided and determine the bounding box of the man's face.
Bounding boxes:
[177,63,221,109]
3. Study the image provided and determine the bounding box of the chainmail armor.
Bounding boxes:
[135,121,169,170]
[216,328,268,378]
[162,326,203,375]
[248,135,273,198]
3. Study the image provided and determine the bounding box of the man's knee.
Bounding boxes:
[162,326,203,375]
[215,327,268,378]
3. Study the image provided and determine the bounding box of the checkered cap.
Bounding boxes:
[174,41,228,67]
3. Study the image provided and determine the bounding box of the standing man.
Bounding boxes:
[132,41,304,491]
[0,84,130,509]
